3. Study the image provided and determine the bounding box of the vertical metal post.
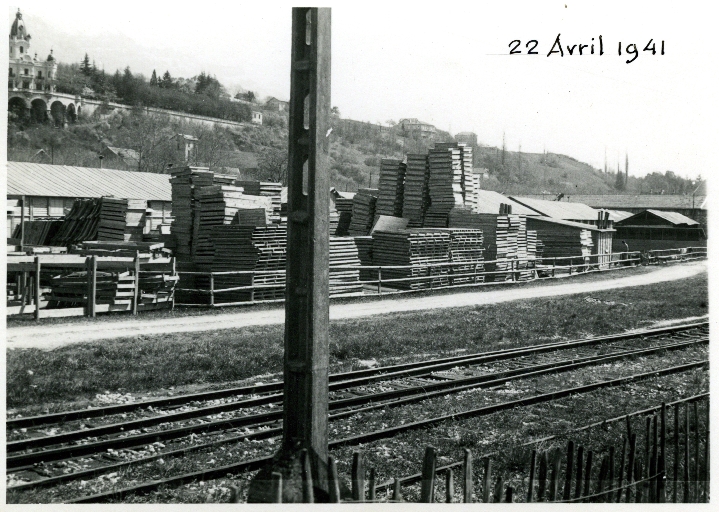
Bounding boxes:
[34,256,41,320]
[282,5,332,497]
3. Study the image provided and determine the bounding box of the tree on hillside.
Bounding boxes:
[80,53,92,76]
[331,106,340,117]
[244,91,256,103]
[614,168,625,191]
[195,72,224,100]
[150,69,158,86]
[625,152,629,187]
[193,125,236,169]
[258,146,288,184]
[160,70,174,89]
[116,112,175,173]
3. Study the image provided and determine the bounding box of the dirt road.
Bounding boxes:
[6,261,707,350]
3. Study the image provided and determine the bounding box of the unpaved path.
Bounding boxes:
[6,262,707,350]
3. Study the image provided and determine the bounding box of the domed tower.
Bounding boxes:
[9,9,31,59]
[8,9,57,92]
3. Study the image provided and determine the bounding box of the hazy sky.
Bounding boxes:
[7,1,717,180]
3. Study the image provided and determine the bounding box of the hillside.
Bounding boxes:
[7,109,696,196]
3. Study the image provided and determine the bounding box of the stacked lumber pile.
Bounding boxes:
[347,189,378,236]
[50,197,140,246]
[466,170,481,212]
[458,143,473,203]
[12,220,63,246]
[235,181,283,224]
[330,210,340,236]
[210,225,287,303]
[96,198,128,241]
[192,185,248,266]
[124,199,147,241]
[354,235,375,282]
[402,154,430,227]
[329,237,363,296]
[424,146,463,227]
[533,225,594,260]
[374,159,406,219]
[447,206,485,228]
[334,197,354,236]
[448,228,484,284]
[170,167,213,261]
[371,230,451,290]
[46,270,176,308]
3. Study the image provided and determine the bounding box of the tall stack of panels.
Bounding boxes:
[402,154,430,227]
[374,159,406,219]
[347,189,378,236]
[424,147,463,227]
[329,237,363,296]
[447,228,485,284]
[96,198,128,241]
[334,197,354,236]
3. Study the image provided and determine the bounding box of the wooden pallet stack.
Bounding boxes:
[447,206,485,228]
[458,143,473,204]
[424,146,463,227]
[235,181,283,224]
[96,198,128,241]
[192,185,248,266]
[448,228,484,284]
[12,220,63,246]
[210,225,287,303]
[124,199,147,241]
[402,154,430,227]
[466,171,481,212]
[374,159,406,220]
[371,230,451,290]
[170,167,213,261]
[353,235,375,282]
[347,188,378,236]
[334,197,354,236]
[533,224,594,260]
[329,237,363,296]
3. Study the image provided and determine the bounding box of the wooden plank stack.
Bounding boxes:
[371,230,451,290]
[448,228,484,284]
[78,241,169,259]
[12,220,63,246]
[353,235,375,282]
[334,197,354,236]
[170,167,213,261]
[329,237,363,296]
[347,188,378,236]
[424,146,463,227]
[192,185,249,266]
[374,159,406,219]
[402,154,430,227]
[532,224,594,260]
[124,199,147,241]
[235,181,283,224]
[96,198,128,241]
[210,225,287,303]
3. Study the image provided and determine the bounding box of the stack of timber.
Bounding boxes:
[124,199,147,241]
[535,224,594,261]
[473,213,533,282]
[96,198,128,241]
[374,159,406,219]
[235,181,283,224]
[354,235,375,282]
[11,220,63,246]
[402,154,430,227]
[371,229,451,290]
[210,225,287,303]
[329,237,363,296]
[447,206,485,228]
[448,228,484,284]
[46,270,176,309]
[466,170,481,212]
[329,210,340,236]
[334,197,354,236]
[424,146,463,227]
[458,143,473,203]
[170,167,213,261]
[192,185,249,266]
[347,188,378,236]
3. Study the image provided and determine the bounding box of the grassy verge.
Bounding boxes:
[6,271,707,410]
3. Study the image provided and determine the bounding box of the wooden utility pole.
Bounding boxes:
[248,7,332,503]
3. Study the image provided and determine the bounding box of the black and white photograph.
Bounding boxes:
[3,1,713,505]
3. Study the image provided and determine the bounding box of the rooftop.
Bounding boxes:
[510,196,601,221]
[616,209,700,227]
[7,162,171,201]
[522,194,707,210]
[474,190,538,215]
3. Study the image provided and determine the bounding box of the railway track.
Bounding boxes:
[6,321,708,501]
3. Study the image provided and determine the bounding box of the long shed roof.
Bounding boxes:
[510,196,600,221]
[474,190,537,215]
[7,162,171,201]
[617,209,700,227]
[522,194,707,210]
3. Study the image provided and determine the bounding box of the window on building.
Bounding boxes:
[24,68,29,75]
[37,70,42,78]
[20,46,23,54]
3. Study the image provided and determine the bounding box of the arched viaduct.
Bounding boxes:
[8,91,81,126]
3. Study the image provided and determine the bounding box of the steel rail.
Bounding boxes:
[60,360,707,503]
[7,321,707,430]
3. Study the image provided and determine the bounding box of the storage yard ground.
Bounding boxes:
[5,265,708,504]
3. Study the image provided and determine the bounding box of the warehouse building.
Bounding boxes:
[526,216,615,268]
[6,162,172,235]
[509,196,605,226]
[613,209,706,252]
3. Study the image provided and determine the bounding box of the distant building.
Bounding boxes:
[8,9,57,95]
[251,111,263,125]
[100,146,140,171]
[398,118,437,138]
[455,132,478,146]
[510,196,606,226]
[265,96,289,112]
[172,133,199,162]
[613,209,706,252]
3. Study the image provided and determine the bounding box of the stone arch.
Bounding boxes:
[8,96,28,121]
[66,103,77,123]
[30,98,48,123]
[50,100,66,126]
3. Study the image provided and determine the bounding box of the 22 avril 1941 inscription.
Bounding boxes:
[508,34,665,63]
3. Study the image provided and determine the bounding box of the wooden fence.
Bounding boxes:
[247,396,708,503]
[6,254,177,319]
[176,247,706,307]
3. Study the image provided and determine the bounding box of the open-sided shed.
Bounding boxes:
[614,209,706,252]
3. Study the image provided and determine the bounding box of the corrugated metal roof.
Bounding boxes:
[511,196,600,220]
[522,194,707,210]
[474,190,537,215]
[7,162,171,201]
[617,209,699,227]
[604,209,634,222]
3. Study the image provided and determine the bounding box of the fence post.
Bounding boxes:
[607,446,615,503]
[420,446,437,503]
[392,477,402,502]
[368,468,377,502]
[658,454,666,503]
[583,451,593,499]
[445,468,454,503]
[634,460,644,503]
[493,476,504,503]
[250,272,255,303]
[527,449,537,502]
[133,251,140,315]
[482,458,492,503]
[563,440,574,501]
[34,256,41,321]
[463,448,473,503]
[537,451,548,501]
[209,273,215,306]
[616,436,627,502]
[505,485,514,503]
[597,456,608,502]
[327,455,341,503]
[171,257,176,311]
[626,434,636,502]
[352,451,365,502]
[548,454,559,501]
[377,267,382,296]
[693,401,699,501]
[574,446,584,499]
[271,472,283,503]
[684,405,690,502]
[86,256,97,318]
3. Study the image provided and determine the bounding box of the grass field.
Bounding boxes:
[6,271,708,410]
